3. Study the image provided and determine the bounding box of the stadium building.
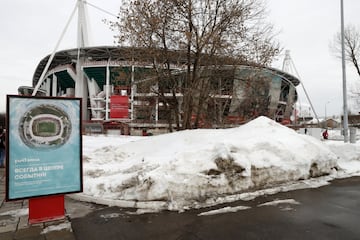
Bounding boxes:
[19,1,300,135]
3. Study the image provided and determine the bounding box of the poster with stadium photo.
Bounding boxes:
[6,95,83,201]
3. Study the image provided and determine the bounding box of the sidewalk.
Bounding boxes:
[0,168,76,240]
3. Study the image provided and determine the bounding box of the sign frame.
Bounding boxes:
[6,95,83,201]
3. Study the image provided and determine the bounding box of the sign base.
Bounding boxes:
[29,195,65,224]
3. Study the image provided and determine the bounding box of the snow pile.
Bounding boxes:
[325,141,360,177]
[76,116,339,211]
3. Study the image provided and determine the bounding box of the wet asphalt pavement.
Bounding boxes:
[71,176,360,240]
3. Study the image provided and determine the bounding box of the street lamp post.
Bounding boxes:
[325,101,330,122]
[341,0,349,142]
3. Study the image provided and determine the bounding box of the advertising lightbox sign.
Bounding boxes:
[110,95,129,119]
[6,95,83,201]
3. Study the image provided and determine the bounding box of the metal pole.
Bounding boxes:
[32,3,78,96]
[325,101,330,121]
[77,0,89,48]
[105,60,110,120]
[325,103,327,122]
[341,0,349,142]
[283,50,321,126]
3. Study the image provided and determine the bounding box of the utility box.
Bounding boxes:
[308,128,322,140]
[350,127,357,143]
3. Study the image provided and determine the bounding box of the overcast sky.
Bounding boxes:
[1,0,359,117]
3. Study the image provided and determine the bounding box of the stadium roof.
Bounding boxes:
[32,46,300,87]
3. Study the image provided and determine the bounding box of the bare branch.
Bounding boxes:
[330,24,360,77]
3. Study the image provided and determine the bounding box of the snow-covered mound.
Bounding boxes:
[77,116,338,210]
[324,141,360,177]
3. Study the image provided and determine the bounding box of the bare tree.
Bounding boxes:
[108,0,281,129]
[331,24,360,77]
[330,25,360,111]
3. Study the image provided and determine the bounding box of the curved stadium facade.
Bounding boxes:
[22,46,300,135]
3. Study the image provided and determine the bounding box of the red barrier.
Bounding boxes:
[28,195,65,224]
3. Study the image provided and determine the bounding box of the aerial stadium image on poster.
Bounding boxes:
[19,104,72,150]
[6,96,83,201]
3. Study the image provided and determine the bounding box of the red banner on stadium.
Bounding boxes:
[110,96,129,119]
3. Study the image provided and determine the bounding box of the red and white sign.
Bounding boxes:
[110,96,129,119]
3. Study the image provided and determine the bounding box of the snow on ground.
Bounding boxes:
[41,222,72,234]
[198,198,300,216]
[198,206,251,216]
[324,140,360,178]
[0,208,28,217]
[257,199,300,207]
[72,116,360,211]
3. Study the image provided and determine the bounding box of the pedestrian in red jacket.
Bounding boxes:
[322,129,328,140]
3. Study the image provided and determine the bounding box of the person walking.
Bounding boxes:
[322,129,329,140]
